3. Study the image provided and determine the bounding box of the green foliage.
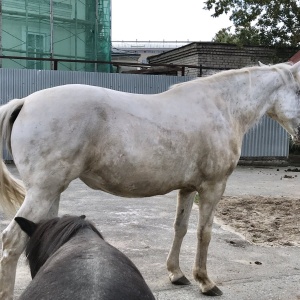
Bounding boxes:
[204,0,300,47]
[212,27,239,44]
[212,26,262,46]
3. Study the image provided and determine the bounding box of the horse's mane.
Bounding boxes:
[169,62,296,90]
[26,215,104,278]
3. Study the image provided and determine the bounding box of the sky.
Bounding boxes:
[111,0,232,42]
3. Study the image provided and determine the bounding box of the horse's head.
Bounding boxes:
[15,216,60,278]
[266,62,300,145]
[15,215,103,278]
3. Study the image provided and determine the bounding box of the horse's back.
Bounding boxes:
[19,230,155,300]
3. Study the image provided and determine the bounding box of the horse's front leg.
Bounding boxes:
[193,181,226,296]
[167,189,196,285]
[0,191,60,300]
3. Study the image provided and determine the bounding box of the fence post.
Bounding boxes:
[53,60,58,70]
[181,67,185,76]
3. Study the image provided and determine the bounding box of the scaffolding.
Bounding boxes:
[0,0,111,72]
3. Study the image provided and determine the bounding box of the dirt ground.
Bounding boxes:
[215,166,300,247]
[215,195,300,246]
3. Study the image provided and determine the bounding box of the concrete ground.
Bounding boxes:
[0,165,299,300]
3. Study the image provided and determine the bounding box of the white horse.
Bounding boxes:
[1,62,300,299]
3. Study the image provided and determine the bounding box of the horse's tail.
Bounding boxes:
[0,99,26,217]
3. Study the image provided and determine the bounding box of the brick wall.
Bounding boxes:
[148,42,297,76]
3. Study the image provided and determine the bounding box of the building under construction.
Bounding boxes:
[0,0,111,72]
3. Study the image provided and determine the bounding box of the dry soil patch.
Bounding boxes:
[215,195,300,246]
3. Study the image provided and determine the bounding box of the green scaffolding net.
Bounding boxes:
[1,0,111,72]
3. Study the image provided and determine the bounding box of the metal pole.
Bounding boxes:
[0,0,2,68]
[54,59,58,70]
[75,0,78,70]
[181,67,185,76]
[50,0,54,70]
[94,0,98,72]
[25,0,28,60]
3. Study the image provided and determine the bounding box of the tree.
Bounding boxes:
[212,26,262,46]
[204,0,300,47]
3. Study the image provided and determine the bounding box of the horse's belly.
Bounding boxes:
[79,170,184,198]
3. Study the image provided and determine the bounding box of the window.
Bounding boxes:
[27,33,45,69]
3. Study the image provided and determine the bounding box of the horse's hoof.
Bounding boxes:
[172,276,191,285]
[202,285,223,296]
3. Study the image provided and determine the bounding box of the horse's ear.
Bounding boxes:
[15,217,37,237]
[290,61,300,81]
[258,61,266,67]
[291,60,300,73]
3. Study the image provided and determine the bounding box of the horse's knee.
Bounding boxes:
[174,222,188,238]
[174,227,187,239]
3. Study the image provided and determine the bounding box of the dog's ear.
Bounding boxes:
[15,217,37,237]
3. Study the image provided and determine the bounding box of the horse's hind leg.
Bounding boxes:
[167,189,196,285]
[0,189,62,300]
[0,220,27,300]
[47,196,60,219]
[193,181,226,296]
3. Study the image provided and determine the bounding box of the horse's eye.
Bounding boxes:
[296,90,300,96]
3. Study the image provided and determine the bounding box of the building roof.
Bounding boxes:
[289,50,300,63]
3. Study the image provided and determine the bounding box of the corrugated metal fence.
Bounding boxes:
[0,69,289,160]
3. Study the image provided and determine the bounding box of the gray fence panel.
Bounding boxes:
[241,116,289,157]
[0,69,289,160]
[0,69,191,102]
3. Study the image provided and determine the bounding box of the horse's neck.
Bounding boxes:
[210,70,279,134]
